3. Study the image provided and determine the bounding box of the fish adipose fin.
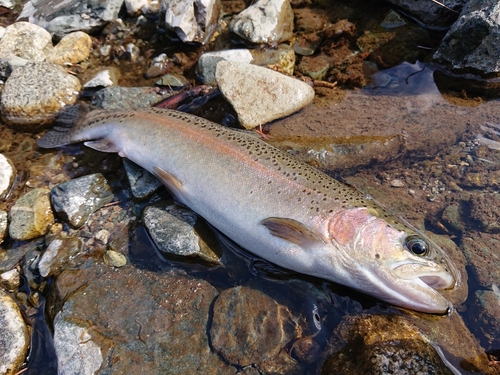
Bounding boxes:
[261,217,325,248]
[37,104,90,148]
[153,166,183,199]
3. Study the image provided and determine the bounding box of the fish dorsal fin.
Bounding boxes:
[261,217,325,248]
[84,139,121,153]
[153,166,183,199]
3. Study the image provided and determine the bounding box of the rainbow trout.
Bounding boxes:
[38,106,457,313]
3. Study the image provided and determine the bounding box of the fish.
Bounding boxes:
[37,106,458,313]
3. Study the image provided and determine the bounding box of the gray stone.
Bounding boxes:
[197,44,295,85]
[83,67,121,88]
[0,154,15,200]
[381,10,406,29]
[162,0,221,43]
[50,173,114,228]
[103,250,127,267]
[0,211,7,245]
[229,0,294,44]
[145,53,171,78]
[1,61,81,130]
[143,202,221,263]
[385,0,465,28]
[297,54,330,80]
[215,60,314,129]
[0,21,52,61]
[8,188,55,241]
[434,0,500,74]
[210,286,297,367]
[0,56,29,79]
[53,312,103,375]
[125,0,151,15]
[38,237,84,278]
[92,86,177,109]
[123,159,162,199]
[19,0,124,39]
[155,73,189,88]
[0,289,30,375]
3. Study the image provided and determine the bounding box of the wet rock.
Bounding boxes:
[19,0,124,39]
[0,269,20,292]
[292,7,327,56]
[0,211,7,245]
[155,73,189,88]
[470,288,500,346]
[145,53,171,78]
[435,0,500,75]
[125,0,151,15]
[45,31,92,65]
[215,60,314,129]
[162,0,221,43]
[123,159,162,199]
[92,86,177,109]
[0,0,13,8]
[323,314,454,375]
[143,201,221,264]
[197,44,295,85]
[462,232,500,287]
[83,67,121,88]
[381,10,406,29]
[0,154,15,199]
[50,173,114,228]
[469,193,500,233]
[441,204,464,232]
[103,250,127,267]
[0,289,30,375]
[385,0,464,28]
[0,21,52,62]
[1,61,81,130]
[38,237,83,278]
[229,0,294,44]
[297,54,330,80]
[52,264,233,374]
[0,56,29,79]
[8,188,55,241]
[210,286,297,367]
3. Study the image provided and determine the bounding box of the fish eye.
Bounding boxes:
[405,235,428,256]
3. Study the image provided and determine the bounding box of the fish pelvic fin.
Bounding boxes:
[261,217,325,248]
[36,104,90,148]
[153,166,183,199]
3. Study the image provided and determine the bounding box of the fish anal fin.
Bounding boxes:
[261,217,325,248]
[84,139,121,154]
[153,166,183,199]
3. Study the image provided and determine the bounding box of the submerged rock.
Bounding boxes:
[229,0,294,44]
[215,60,314,129]
[0,289,30,375]
[143,201,221,264]
[92,86,177,109]
[162,0,221,43]
[1,61,81,130]
[52,264,233,374]
[210,286,299,368]
[123,159,163,199]
[469,193,500,233]
[0,154,15,200]
[435,0,500,74]
[38,237,84,278]
[8,188,55,241]
[462,232,500,288]
[50,173,114,228]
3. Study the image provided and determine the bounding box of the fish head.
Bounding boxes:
[327,207,457,313]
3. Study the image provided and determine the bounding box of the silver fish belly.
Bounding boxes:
[37,106,458,313]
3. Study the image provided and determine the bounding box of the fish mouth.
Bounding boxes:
[391,262,455,290]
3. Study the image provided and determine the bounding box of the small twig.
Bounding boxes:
[14,368,28,375]
[430,0,459,13]
[102,201,121,208]
[313,80,338,89]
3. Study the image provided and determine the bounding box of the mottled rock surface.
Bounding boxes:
[385,0,465,27]
[229,0,294,44]
[45,31,92,65]
[1,61,81,130]
[8,188,55,241]
[123,159,162,199]
[92,86,177,109]
[216,60,314,129]
[435,0,500,74]
[0,21,52,61]
[143,201,221,263]
[0,289,30,375]
[38,237,83,278]
[0,154,15,200]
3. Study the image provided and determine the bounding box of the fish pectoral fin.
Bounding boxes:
[84,139,121,153]
[261,217,325,248]
[153,166,183,198]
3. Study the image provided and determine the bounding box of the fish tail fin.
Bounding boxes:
[36,104,90,148]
